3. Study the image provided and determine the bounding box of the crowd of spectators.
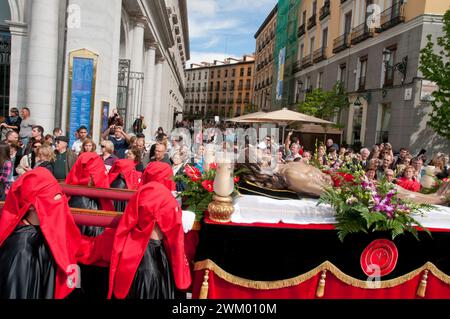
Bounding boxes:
[1,107,449,201]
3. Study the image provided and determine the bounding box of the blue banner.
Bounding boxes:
[69,57,94,147]
[276,47,285,101]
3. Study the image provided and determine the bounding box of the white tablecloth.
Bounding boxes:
[231,195,450,230]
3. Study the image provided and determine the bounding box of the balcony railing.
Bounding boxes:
[307,14,317,30]
[350,22,375,45]
[333,33,349,53]
[319,1,330,21]
[230,85,235,91]
[301,54,313,69]
[237,99,242,104]
[238,85,243,91]
[228,99,234,104]
[213,99,219,103]
[215,86,220,91]
[376,2,405,33]
[245,85,251,90]
[196,88,201,92]
[202,87,207,92]
[313,47,327,63]
[358,76,366,91]
[297,24,305,38]
[222,87,227,91]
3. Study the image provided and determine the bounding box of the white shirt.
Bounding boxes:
[71,139,83,155]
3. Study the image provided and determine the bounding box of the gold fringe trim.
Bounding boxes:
[416,270,429,298]
[316,270,327,298]
[194,259,450,290]
[199,270,209,299]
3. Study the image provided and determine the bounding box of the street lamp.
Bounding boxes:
[383,49,408,82]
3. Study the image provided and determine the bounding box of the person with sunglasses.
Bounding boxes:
[53,136,77,180]
[16,141,41,176]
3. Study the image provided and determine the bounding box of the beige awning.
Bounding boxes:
[226,111,268,123]
[241,108,333,125]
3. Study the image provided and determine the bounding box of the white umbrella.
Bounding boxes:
[241,108,334,143]
[226,111,267,123]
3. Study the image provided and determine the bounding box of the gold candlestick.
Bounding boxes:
[208,152,234,223]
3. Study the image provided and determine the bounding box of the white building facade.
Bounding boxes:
[1,0,189,143]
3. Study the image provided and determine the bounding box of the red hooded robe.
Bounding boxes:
[108,159,142,190]
[107,182,191,299]
[65,152,114,211]
[141,161,176,191]
[0,168,82,299]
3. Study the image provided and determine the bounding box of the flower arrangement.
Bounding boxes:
[174,163,240,220]
[318,167,432,242]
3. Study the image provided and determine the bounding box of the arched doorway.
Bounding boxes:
[0,0,11,118]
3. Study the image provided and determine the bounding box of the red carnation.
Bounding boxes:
[184,164,201,182]
[209,162,218,170]
[201,180,214,192]
[331,172,355,187]
[233,176,240,183]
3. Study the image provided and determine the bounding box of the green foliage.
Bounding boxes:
[317,163,432,242]
[297,82,349,120]
[419,10,450,140]
[173,164,242,221]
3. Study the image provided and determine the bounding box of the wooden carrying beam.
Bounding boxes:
[0,201,122,228]
[60,183,135,201]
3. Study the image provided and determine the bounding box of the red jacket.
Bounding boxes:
[107,182,191,299]
[65,152,114,211]
[108,159,142,190]
[397,177,421,192]
[141,161,176,191]
[0,168,82,299]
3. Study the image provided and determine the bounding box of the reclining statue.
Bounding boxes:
[238,159,449,206]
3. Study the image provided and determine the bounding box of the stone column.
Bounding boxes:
[130,16,146,73]
[142,41,157,139]
[129,15,146,126]
[26,0,60,132]
[152,57,165,135]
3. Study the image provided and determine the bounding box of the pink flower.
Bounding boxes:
[201,180,214,192]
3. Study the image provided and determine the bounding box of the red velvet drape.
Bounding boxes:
[192,269,450,299]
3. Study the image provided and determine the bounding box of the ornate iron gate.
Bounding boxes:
[0,28,10,118]
[127,71,144,131]
[116,59,144,131]
[117,59,130,127]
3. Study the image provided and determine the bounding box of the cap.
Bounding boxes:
[55,136,69,144]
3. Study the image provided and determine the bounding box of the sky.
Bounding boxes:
[186,0,278,67]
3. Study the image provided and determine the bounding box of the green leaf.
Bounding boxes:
[361,212,386,229]
[419,10,450,139]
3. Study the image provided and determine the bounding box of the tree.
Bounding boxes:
[419,10,450,140]
[297,82,349,120]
